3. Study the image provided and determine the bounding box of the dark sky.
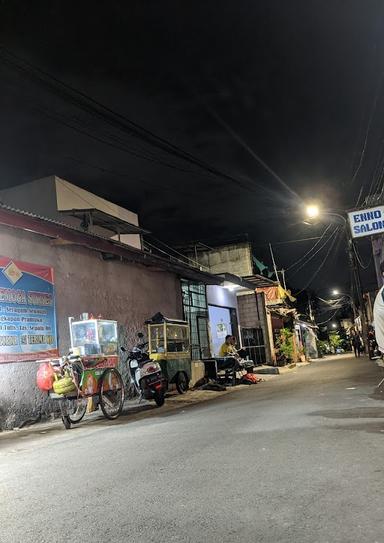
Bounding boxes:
[1,0,383,292]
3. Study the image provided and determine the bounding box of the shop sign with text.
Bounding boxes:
[348,206,384,239]
[0,257,58,363]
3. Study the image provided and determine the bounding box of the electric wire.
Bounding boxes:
[0,48,254,192]
[352,243,372,270]
[145,235,206,270]
[288,226,339,278]
[316,307,345,325]
[200,99,297,197]
[143,239,199,268]
[350,67,384,187]
[285,224,332,272]
[294,227,343,295]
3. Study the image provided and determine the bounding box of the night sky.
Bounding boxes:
[1,1,383,293]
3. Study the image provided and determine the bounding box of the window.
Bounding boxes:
[166,325,190,353]
[181,280,210,359]
[149,324,165,354]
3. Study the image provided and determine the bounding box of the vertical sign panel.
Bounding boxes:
[0,256,58,363]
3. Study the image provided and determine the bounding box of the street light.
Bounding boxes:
[331,289,340,297]
[306,204,320,220]
[331,323,337,329]
[303,202,366,337]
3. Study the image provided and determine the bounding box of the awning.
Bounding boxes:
[61,208,149,236]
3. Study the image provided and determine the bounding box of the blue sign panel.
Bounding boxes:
[0,256,58,363]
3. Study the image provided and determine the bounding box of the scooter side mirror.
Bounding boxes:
[137,332,144,339]
[120,346,126,352]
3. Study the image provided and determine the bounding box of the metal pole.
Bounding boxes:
[326,212,368,347]
[269,243,280,286]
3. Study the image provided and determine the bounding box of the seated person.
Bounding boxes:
[219,335,238,357]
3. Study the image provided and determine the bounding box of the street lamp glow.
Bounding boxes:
[332,289,340,296]
[306,204,320,219]
[331,323,337,328]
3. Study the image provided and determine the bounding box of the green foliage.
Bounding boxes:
[329,332,342,350]
[317,340,329,356]
[276,328,294,361]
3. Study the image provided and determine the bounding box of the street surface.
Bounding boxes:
[2,354,384,543]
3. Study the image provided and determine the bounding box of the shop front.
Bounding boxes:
[207,285,240,356]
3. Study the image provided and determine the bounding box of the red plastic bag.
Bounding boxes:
[36,362,55,391]
[242,373,262,384]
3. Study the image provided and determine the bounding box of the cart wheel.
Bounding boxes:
[67,398,87,424]
[99,368,125,420]
[154,391,165,407]
[175,372,189,394]
[62,416,71,430]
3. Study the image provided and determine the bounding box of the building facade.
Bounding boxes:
[0,205,218,430]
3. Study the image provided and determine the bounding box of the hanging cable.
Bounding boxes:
[288,226,339,278]
[286,224,332,272]
[352,243,372,270]
[0,48,255,192]
[316,307,344,325]
[294,227,342,295]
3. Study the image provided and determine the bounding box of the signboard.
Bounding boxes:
[0,256,58,363]
[348,206,384,239]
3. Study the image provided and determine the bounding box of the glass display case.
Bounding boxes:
[69,318,118,356]
[148,321,190,358]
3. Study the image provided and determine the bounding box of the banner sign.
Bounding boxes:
[348,206,384,239]
[0,256,58,363]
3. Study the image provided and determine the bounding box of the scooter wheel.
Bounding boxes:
[154,391,165,407]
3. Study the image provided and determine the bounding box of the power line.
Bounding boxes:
[0,47,255,192]
[253,236,323,247]
[294,227,342,296]
[351,67,384,188]
[288,226,339,278]
[145,235,208,270]
[286,224,332,272]
[352,243,372,270]
[200,99,297,198]
[316,307,344,325]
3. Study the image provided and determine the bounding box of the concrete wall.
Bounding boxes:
[237,292,275,364]
[0,224,183,430]
[193,242,253,277]
[0,176,142,250]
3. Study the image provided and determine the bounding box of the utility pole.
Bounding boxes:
[269,243,280,286]
[308,293,315,324]
[280,268,287,291]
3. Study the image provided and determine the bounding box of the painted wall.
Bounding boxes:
[206,285,238,309]
[0,225,183,430]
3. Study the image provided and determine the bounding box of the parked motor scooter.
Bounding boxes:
[121,333,166,407]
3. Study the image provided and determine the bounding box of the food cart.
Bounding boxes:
[37,316,124,429]
[147,316,191,393]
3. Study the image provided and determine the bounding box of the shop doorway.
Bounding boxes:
[241,327,266,365]
[208,305,239,356]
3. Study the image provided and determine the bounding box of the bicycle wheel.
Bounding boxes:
[67,397,87,424]
[99,368,125,420]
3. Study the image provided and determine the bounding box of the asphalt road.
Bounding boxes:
[2,354,384,543]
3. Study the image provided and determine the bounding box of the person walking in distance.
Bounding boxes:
[351,332,361,358]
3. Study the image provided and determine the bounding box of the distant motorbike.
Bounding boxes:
[121,333,166,407]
